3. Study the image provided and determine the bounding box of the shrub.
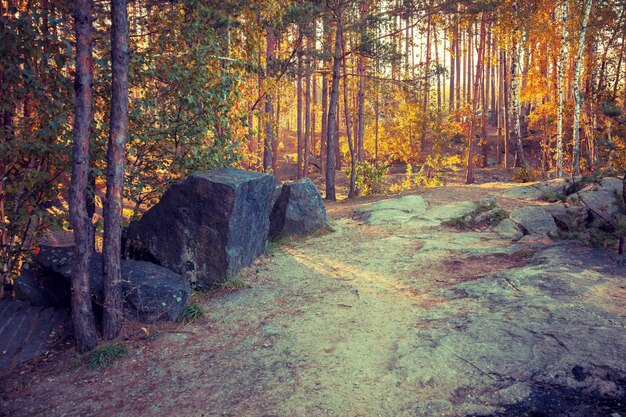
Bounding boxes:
[348,161,388,196]
[512,167,537,183]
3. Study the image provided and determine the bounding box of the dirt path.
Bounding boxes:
[2,183,625,417]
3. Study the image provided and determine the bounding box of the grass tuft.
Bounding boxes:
[219,276,248,292]
[177,302,204,324]
[88,343,127,369]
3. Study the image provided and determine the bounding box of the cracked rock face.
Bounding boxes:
[17,245,191,323]
[509,206,558,235]
[269,178,329,239]
[127,168,277,288]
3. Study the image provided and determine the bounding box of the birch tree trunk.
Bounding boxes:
[556,0,568,177]
[573,0,592,176]
[70,0,99,353]
[510,37,526,167]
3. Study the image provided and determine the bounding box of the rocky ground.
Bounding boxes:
[1,181,625,417]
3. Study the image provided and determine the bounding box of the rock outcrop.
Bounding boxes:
[269,178,328,239]
[126,168,277,288]
[15,245,191,323]
[509,206,558,235]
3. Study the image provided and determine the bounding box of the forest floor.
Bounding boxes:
[2,168,626,417]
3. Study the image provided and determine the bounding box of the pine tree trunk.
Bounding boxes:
[70,0,99,353]
[304,35,312,178]
[263,27,276,173]
[326,23,342,201]
[420,13,432,155]
[449,21,455,110]
[556,0,568,177]
[356,0,366,165]
[342,37,356,198]
[466,13,486,184]
[503,50,511,169]
[573,0,592,176]
[102,0,129,340]
[297,43,303,178]
[321,18,330,173]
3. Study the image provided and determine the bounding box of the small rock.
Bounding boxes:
[572,365,588,381]
[478,197,497,208]
[493,218,523,240]
[474,208,500,224]
[509,206,558,235]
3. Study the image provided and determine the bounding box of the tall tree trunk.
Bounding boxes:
[297,44,303,178]
[304,35,312,178]
[356,0,366,165]
[342,37,356,197]
[326,23,342,201]
[70,0,99,353]
[263,26,277,173]
[556,0,568,177]
[503,50,511,168]
[573,0,592,176]
[321,17,330,172]
[103,0,129,340]
[434,22,441,111]
[510,37,526,167]
[455,14,461,111]
[449,20,456,110]
[466,13,486,184]
[420,12,432,155]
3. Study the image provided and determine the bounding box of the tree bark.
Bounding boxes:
[510,37,526,168]
[342,33,356,197]
[70,0,99,353]
[449,20,455,110]
[556,0,567,177]
[304,34,312,178]
[356,0,366,165]
[297,42,303,178]
[103,0,129,340]
[503,49,510,168]
[573,0,592,176]
[466,13,486,184]
[420,12,432,155]
[263,26,277,173]
[325,23,342,201]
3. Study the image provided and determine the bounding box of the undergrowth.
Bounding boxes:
[88,343,127,369]
[177,302,204,324]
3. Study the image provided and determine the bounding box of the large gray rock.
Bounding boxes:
[18,245,191,323]
[567,177,624,226]
[269,178,328,239]
[544,202,588,231]
[126,168,277,288]
[509,206,558,235]
[502,178,581,201]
